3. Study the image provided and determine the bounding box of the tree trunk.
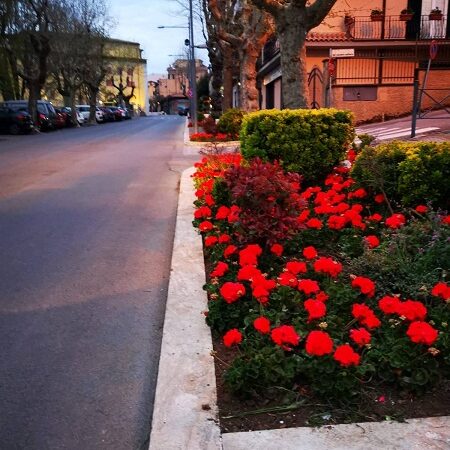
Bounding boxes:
[27,81,40,125]
[70,94,79,127]
[239,46,260,112]
[222,44,234,111]
[278,13,309,109]
[88,85,98,125]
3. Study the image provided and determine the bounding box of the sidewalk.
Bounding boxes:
[149,131,450,450]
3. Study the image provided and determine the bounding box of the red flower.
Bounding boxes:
[348,188,367,199]
[270,243,284,257]
[285,261,307,275]
[239,244,263,266]
[223,245,237,258]
[227,205,240,223]
[219,282,246,303]
[199,221,214,232]
[313,257,343,278]
[349,328,371,346]
[303,246,318,260]
[194,205,212,219]
[431,282,450,301]
[271,325,300,350]
[253,317,271,334]
[237,265,261,281]
[204,194,215,206]
[327,215,347,230]
[315,291,329,302]
[415,205,428,214]
[398,300,427,321]
[205,236,218,247]
[351,276,376,297]
[443,215,450,225]
[378,295,401,315]
[367,213,383,222]
[297,209,310,223]
[215,205,230,220]
[210,261,229,278]
[218,234,231,244]
[298,279,321,295]
[374,193,385,204]
[304,298,327,321]
[306,218,323,229]
[385,213,406,229]
[352,304,381,329]
[223,328,243,347]
[305,331,333,356]
[278,271,298,288]
[334,344,360,366]
[406,321,438,346]
[251,274,276,300]
[364,235,380,249]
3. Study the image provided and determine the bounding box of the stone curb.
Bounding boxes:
[149,167,221,450]
[150,165,450,450]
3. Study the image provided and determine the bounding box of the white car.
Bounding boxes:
[76,105,105,123]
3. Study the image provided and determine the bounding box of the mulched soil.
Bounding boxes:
[212,337,450,433]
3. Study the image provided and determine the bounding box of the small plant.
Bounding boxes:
[217,108,246,140]
[429,7,443,20]
[200,116,218,134]
[400,8,414,20]
[370,8,384,21]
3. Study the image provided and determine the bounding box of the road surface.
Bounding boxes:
[0,116,197,449]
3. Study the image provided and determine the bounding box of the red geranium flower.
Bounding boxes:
[385,213,406,229]
[406,321,438,346]
[199,221,214,232]
[443,215,450,225]
[352,303,381,329]
[210,261,229,278]
[364,235,380,249]
[271,325,300,350]
[215,205,230,220]
[278,271,298,288]
[223,245,238,258]
[327,215,347,230]
[374,193,385,204]
[333,344,360,366]
[313,257,343,278]
[253,317,271,334]
[227,205,240,223]
[194,205,212,219]
[237,265,261,281]
[218,234,231,244]
[205,236,218,247]
[251,274,276,300]
[306,218,323,229]
[315,291,329,302]
[349,328,371,346]
[398,300,427,321]
[239,244,263,266]
[367,213,383,222]
[223,328,243,347]
[298,279,321,295]
[351,276,376,297]
[219,282,246,303]
[431,281,450,301]
[303,246,318,260]
[270,243,284,257]
[304,298,327,321]
[378,295,401,315]
[285,261,307,275]
[415,205,428,214]
[305,330,333,356]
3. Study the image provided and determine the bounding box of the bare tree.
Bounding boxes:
[208,0,274,112]
[250,0,338,109]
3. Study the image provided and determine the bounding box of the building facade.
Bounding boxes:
[258,0,450,123]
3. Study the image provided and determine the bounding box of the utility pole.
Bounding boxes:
[188,0,198,133]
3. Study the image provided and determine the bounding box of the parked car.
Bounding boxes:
[76,105,105,123]
[108,106,124,121]
[0,106,34,134]
[1,100,57,131]
[53,109,67,129]
[98,106,115,122]
[59,106,84,126]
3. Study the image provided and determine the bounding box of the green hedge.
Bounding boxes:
[217,108,246,139]
[240,108,354,184]
[351,141,450,208]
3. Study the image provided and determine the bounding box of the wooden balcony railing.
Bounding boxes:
[346,15,449,40]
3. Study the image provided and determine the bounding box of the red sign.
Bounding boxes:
[328,58,336,76]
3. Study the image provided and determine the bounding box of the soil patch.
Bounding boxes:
[212,337,450,433]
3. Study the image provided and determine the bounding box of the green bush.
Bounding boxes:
[240,108,354,184]
[217,108,245,139]
[351,141,450,208]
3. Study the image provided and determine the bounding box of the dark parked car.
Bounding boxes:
[98,107,115,122]
[0,106,34,134]
[108,106,124,121]
[2,100,57,131]
[53,109,67,129]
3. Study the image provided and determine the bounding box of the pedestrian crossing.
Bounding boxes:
[355,125,440,141]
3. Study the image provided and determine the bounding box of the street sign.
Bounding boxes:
[328,58,336,76]
[330,48,355,58]
[430,40,438,60]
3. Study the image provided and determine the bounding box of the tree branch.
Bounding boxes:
[306,0,338,29]
[250,0,283,16]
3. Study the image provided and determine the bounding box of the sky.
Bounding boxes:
[108,0,209,77]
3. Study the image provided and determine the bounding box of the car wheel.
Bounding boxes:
[9,123,20,135]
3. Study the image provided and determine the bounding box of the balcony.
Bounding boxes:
[345,15,449,40]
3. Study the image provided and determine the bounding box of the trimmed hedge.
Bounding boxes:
[351,141,450,209]
[240,108,354,184]
[217,108,246,139]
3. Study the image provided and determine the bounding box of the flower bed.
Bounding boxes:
[192,139,450,428]
[190,132,233,142]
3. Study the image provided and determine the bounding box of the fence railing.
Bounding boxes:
[346,15,449,40]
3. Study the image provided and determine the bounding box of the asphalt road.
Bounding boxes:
[0,116,198,449]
